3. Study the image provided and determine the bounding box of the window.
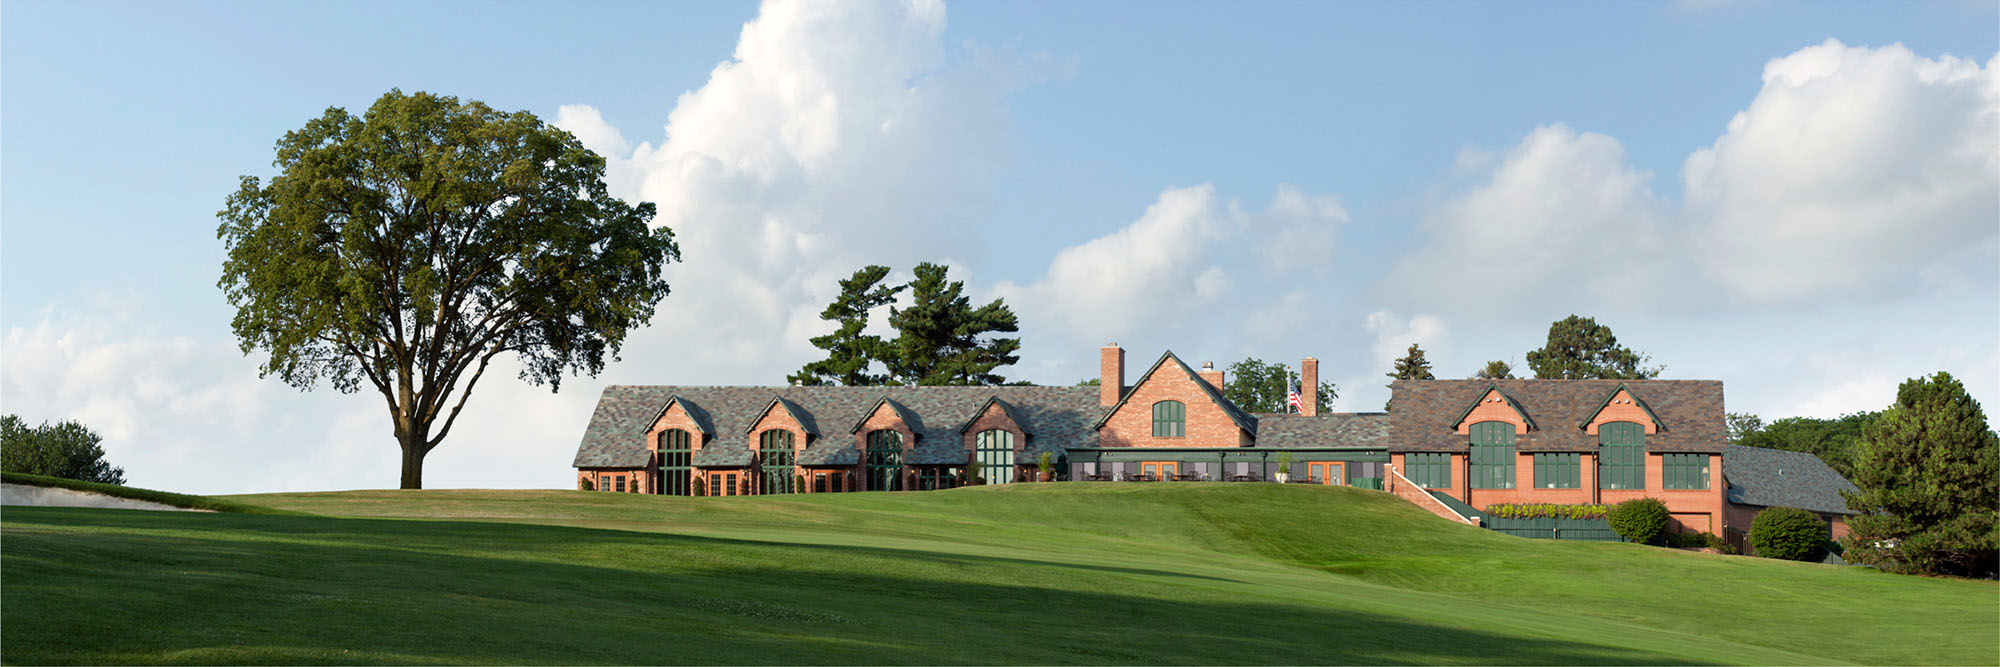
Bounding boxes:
[708,473,722,497]
[1533,453,1582,489]
[866,430,902,491]
[757,430,796,494]
[614,475,626,493]
[1406,453,1452,489]
[1468,421,1516,489]
[1663,454,1709,490]
[1598,421,1645,490]
[917,468,957,491]
[976,429,1016,484]
[1152,401,1185,438]
[658,429,693,496]
[1140,461,1178,479]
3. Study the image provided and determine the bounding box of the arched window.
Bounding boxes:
[866,429,902,491]
[1468,421,1516,489]
[1152,401,1185,438]
[758,429,796,495]
[658,429,693,496]
[1598,421,1645,490]
[976,429,1016,484]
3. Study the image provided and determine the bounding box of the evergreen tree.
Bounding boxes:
[1524,315,1662,379]
[886,263,1021,385]
[790,266,904,386]
[1842,372,1999,577]
[1387,344,1435,381]
[1473,359,1515,380]
[1222,358,1337,413]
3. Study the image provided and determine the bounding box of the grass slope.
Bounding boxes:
[3,484,1993,665]
[1,472,290,514]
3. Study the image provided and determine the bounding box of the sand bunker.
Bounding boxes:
[2,483,207,512]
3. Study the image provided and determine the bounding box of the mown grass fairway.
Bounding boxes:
[4,484,1994,665]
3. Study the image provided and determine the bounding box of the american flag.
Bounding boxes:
[1286,378,1304,413]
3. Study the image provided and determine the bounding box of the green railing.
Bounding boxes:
[1484,516,1627,542]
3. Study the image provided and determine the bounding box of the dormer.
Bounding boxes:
[646,395,715,450]
[1451,384,1535,435]
[746,396,817,448]
[1581,384,1664,434]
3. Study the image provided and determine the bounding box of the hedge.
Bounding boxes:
[1483,503,1610,520]
[1749,506,1830,561]
[1606,497,1670,545]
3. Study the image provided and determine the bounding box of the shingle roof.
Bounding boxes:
[956,396,1030,436]
[1254,412,1390,448]
[1449,384,1537,431]
[573,385,1103,469]
[1385,379,1724,453]
[1724,445,1859,515]
[846,396,920,435]
[1090,350,1259,436]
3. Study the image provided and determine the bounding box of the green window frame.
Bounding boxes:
[1406,452,1452,489]
[757,430,796,495]
[866,430,902,491]
[1663,453,1710,490]
[1533,453,1581,489]
[1468,421,1516,489]
[1152,401,1186,438]
[1598,421,1646,490]
[658,429,693,496]
[976,429,1017,484]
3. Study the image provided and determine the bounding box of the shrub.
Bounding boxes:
[1606,497,1670,545]
[1275,451,1294,476]
[579,478,595,491]
[1665,531,1705,549]
[0,415,125,485]
[1749,507,1830,561]
[1485,503,1610,520]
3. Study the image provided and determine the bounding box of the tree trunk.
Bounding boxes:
[399,437,427,489]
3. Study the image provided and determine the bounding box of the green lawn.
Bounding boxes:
[3,483,1993,665]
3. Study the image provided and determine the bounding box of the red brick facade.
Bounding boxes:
[851,400,918,491]
[1098,352,1252,448]
[962,400,1029,482]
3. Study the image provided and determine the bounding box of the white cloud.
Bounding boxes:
[1379,124,1676,316]
[1685,39,1999,304]
[553,0,1051,386]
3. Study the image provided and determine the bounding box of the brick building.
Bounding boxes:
[572,344,1850,540]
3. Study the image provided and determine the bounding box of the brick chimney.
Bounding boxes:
[1100,343,1125,406]
[1199,361,1225,391]
[1300,357,1319,417]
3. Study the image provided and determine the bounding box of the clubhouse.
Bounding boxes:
[574,344,1841,538]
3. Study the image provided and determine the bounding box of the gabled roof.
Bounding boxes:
[744,396,820,438]
[573,385,1097,469]
[1385,379,1724,453]
[648,395,716,436]
[1090,350,1258,436]
[1255,413,1389,448]
[957,396,1031,437]
[1724,445,1859,515]
[1449,383,1537,432]
[1579,382,1665,432]
[848,396,922,435]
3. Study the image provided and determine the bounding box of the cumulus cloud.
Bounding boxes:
[1685,39,1999,303]
[993,183,1348,348]
[551,0,1050,385]
[1379,124,1676,316]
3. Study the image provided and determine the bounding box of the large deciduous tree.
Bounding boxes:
[1223,358,1336,414]
[790,266,905,386]
[887,263,1020,385]
[0,415,125,485]
[1473,359,1516,380]
[217,90,679,489]
[1841,372,1998,577]
[1735,412,1875,478]
[1524,315,1662,379]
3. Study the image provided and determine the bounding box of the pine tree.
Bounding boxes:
[1387,343,1435,381]
[1524,315,1662,379]
[886,263,1021,385]
[1473,359,1515,380]
[1842,372,1998,577]
[790,266,904,386]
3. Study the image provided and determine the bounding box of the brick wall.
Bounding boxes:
[962,401,1028,481]
[1100,363,1248,448]
[1585,390,1658,434]
[854,402,917,491]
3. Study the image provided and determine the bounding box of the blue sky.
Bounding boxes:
[4,0,1995,493]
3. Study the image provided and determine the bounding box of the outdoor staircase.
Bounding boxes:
[1383,465,1480,526]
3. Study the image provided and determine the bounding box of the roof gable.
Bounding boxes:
[958,396,1029,437]
[848,396,922,436]
[1385,379,1724,454]
[1090,350,1257,436]
[649,395,716,436]
[1581,383,1665,432]
[743,396,820,438]
[1450,384,1537,432]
